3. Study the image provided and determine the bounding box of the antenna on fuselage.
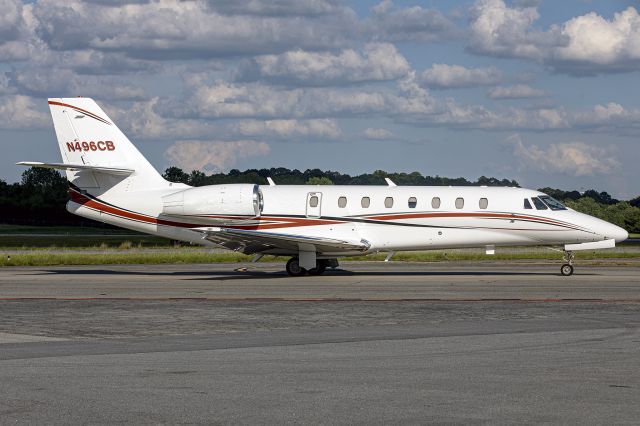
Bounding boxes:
[267,177,276,186]
[384,178,396,187]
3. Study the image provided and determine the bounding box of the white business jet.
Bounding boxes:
[18,98,628,276]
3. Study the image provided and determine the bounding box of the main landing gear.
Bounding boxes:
[285,258,337,277]
[560,250,574,276]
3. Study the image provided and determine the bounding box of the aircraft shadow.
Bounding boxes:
[38,268,595,280]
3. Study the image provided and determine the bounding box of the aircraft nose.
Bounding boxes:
[602,222,629,243]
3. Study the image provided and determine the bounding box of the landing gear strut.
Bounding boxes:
[561,250,574,276]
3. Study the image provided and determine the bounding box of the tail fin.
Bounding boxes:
[47,97,167,192]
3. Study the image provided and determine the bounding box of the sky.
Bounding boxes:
[1,0,639,198]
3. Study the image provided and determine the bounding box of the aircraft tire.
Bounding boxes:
[560,264,574,276]
[286,257,307,277]
[307,262,327,276]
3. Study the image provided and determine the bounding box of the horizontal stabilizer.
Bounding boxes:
[17,161,134,176]
[564,239,615,251]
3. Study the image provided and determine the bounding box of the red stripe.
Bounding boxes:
[70,189,343,230]
[366,211,570,227]
[49,100,112,125]
[69,189,578,232]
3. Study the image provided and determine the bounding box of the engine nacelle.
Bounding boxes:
[162,184,263,221]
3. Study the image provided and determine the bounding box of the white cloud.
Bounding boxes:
[362,127,394,140]
[572,102,640,133]
[208,0,346,17]
[0,95,49,130]
[32,0,356,59]
[468,0,553,60]
[169,75,437,120]
[552,7,640,73]
[239,43,410,85]
[367,0,459,42]
[468,0,640,75]
[0,0,25,40]
[165,140,270,173]
[111,98,216,141]
[421,64,502,88]
[487,84,546,99]
[9,67,147,101]
[507,134,619,176]
[229,119,342,139]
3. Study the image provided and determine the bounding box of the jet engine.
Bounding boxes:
[162,184,263,222]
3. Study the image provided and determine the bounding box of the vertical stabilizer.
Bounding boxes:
[48,97,167,193]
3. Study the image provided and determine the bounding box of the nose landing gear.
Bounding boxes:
[560,250,574,276]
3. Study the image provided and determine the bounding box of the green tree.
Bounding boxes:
[188,170,207,186]
[163,167,189,184]
[306,176,334,185]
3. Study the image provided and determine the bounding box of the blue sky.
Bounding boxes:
[1,0,639,198]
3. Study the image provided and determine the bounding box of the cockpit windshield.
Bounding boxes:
[538,195,567,211]
[531,197,548,210]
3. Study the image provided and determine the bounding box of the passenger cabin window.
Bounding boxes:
[455,197,464,209]
[309,196,319,208]
[338,196,347,208]
[524,198,532,209]
[539,195,567,211]
[431,197,441,209]
[408,197,417,208]
[384,197,394,208]
[532,197,548,210]
[479,198,488,209]
[361,197,370,208]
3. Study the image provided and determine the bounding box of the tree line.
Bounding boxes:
[1,167,638,233]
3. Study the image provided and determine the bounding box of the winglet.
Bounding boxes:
[385,177,397,187]
[267,177,276,186]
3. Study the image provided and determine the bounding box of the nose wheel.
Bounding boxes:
[560,263,574,276]
[560,250,574,276]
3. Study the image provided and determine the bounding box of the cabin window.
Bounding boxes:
[431,197,441,209]
[455,197,464,209]
[361,197,370,208]
[309,196,319,208]
[338,196,347,208]
[384,197,394,208]
[479,198,488,209]
[539,195,567,211]
[408,197,417,208]
[532,197,548,210]
[524,198,532,209]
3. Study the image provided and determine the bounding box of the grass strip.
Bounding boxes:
[1,250,639,267]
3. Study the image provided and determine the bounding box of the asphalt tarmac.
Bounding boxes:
[0,262,639,424]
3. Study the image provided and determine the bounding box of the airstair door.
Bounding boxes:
[306,192,322,218]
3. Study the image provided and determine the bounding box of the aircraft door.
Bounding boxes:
[306,192,322,218]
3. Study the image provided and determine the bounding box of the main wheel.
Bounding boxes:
[286,257,306,277]
[307,261,327,276]
[560,264,574,276]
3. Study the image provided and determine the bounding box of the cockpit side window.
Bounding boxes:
[539,195,567,211]
[532,197,548,210]
[524,198,532,209]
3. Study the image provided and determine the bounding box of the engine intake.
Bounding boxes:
[162,184,263,221]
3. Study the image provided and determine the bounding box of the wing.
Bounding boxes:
[197,227,370,255]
